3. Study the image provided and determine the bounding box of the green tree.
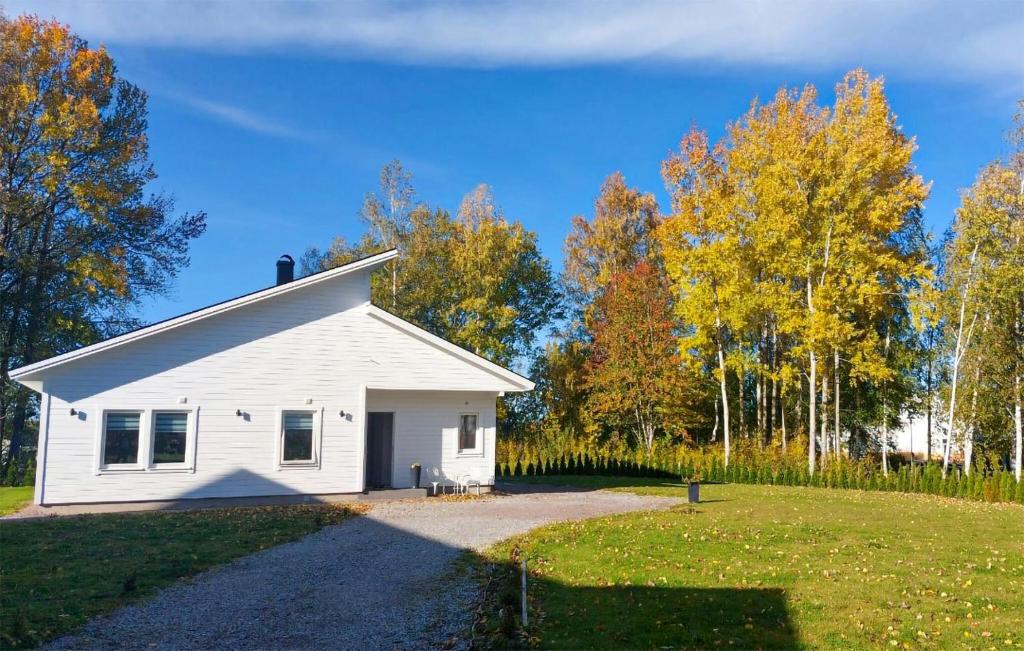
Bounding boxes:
[0,14,206,478]
[304,166,560,368]
[939,140,1023,479]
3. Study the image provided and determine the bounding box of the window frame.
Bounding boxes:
[94,405,199,475]
[274,407,323,470]
[148,410,195,471]
[98,409,146,471]
[457,412,482,457]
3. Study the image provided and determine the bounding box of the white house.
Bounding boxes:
[10,250,533,506]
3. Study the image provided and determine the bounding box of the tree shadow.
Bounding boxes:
[528,583,797,649]
[497,475,684,495]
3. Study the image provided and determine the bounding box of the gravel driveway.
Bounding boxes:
[48,485,679,650]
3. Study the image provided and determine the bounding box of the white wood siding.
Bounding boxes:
[34,271,517,504]
[365,390,497,490]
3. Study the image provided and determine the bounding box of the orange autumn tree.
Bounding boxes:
[1,14,206,479]
[585,261,699,454]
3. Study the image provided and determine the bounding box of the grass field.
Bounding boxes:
[0,503,364,649]
[0,486,34,516]
[488,477,1024,649]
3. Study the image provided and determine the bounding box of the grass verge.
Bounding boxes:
[0,486,34,516]
[483,476,1024,649]
[0,503,366,648]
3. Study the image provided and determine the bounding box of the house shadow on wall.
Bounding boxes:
[146,469,348,510]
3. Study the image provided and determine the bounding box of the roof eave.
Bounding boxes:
[10,249,398,382]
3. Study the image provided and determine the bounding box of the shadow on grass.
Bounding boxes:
[541,584,795,649]
[497,475,683,494]
[477,553,797,649]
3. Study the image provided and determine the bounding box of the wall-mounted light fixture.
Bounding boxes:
[236,409,243,417]
[70,408,77,416]
[339,410,347,418]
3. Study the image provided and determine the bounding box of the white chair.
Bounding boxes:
[465,475,482,496]
[429,467,444,495]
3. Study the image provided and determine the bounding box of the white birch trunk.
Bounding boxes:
[821,367,830,460]
[881,328,891,477]
[711,396,720,442]
[781,392,788,451]
[807,275,817,475]
[715,309,731,468]
[1015,370,1022,483]
[834,348,841,458]
[943,243,980,476]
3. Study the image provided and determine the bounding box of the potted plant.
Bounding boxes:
[683,473,701,504]
[410,462,422,488]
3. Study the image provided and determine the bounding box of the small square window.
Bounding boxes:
[459,414,478,452]
[152,412,188,465]
[103,412,140,466]
[282,411,314,463]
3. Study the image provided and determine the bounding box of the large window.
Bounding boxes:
[281,411,315,463]
[152,412,188,465]
[103,412,141,466]
[458,413,478,453]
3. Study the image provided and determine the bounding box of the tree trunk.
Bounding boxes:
[926,334,933,462]
[821,366,830,460]
[769,325,777,443]
[782,397,790,452]
[943,243,980,477]
[711,395,719,442]
[1015,370,1022,483]
[715,308,731,468]
[834,348,841,459]
[753,368,761,444]
[964,312,991,476]
[881,413,889,476]
[391,263,398,310]
[738,367,746,439]
[881,327,891,476]
[807,275,817,475]
[781,395,787,451]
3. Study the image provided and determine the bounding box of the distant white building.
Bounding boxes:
[890,410,952,460]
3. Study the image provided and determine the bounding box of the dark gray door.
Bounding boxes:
[365,412,393,489]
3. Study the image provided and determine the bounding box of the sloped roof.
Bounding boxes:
[10,249,398,381]
[11,248,535,393]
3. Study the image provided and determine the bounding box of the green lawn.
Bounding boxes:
[0,503,364,649]
[0,486,34,516]
[487,476,1024,649]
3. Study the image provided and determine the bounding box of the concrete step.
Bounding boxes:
[358,488,429,501]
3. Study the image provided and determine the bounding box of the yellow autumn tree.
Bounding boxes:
[661,70,929,474]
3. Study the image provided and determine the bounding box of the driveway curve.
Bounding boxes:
[48,485,679,650]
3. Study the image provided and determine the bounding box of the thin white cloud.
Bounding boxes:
[8,0,1023,82]
[160,91,304,140]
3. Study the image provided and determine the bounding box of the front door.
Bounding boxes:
[365,412,394,489]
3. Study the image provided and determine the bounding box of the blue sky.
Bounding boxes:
[11,1,1024,324]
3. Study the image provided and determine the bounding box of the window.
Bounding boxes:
[459,414,478,453]
[282,411,315,463]
[103,412,141,466]
[152,412,188,465]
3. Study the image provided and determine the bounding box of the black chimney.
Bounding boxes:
[276,254,295,285]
